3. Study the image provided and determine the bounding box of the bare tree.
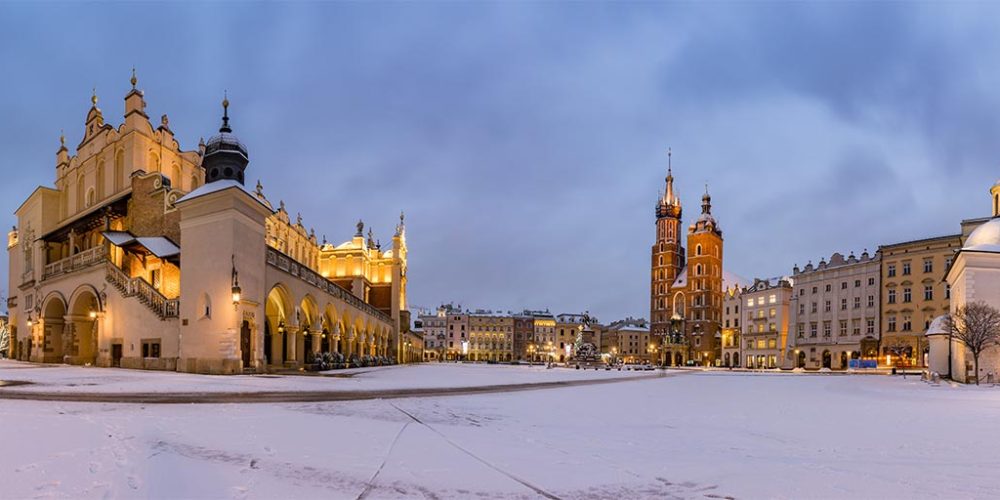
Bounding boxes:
[944,302,1000,385]
[885,337,912,378]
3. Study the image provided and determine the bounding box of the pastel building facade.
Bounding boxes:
[789,251,881,369]
[6,77,409,373]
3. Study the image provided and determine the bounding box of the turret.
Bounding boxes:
[202,94,249,184]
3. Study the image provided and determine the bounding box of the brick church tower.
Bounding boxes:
[650,151,727,366]
[650,150,684,337]
[684,187,724,365]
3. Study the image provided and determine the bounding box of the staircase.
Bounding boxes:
[105,262,180,319]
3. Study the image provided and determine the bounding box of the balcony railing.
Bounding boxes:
[105,262,179,319]
[265,246,391,324]
[43,246,107,280]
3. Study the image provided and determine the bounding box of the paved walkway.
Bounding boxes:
[0,370,672,404]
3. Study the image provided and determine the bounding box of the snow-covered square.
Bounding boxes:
[2,362,999,499]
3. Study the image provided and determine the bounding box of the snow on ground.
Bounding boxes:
[0,360,641,394]
[2,366,1000,499]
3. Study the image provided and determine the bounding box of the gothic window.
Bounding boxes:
[96,160,105,199]
[696,264,702,276]
[696,244,702,256]
[114,149,125,191]
[76,174,85,212]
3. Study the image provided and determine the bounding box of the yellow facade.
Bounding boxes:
[878,235,960,368]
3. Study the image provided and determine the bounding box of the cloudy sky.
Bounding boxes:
[1,3,998,321]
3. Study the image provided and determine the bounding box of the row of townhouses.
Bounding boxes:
[651,154,1000,379]
[414,305,658,365]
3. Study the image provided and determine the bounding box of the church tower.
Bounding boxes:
[650,150,684,337]
[685,186,724,365]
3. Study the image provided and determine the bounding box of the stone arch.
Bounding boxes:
[265,283,294,366]
[672,292,686,318]
[67,285,101,365]
[299,295,320,330]
[40,292,68,363]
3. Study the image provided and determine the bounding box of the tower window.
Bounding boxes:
[696,244,702,256]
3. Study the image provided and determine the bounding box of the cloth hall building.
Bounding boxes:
[4,75,411,374]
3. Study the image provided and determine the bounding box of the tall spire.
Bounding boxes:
[667,147,672,178]
[220,91,231,133]
[662,147,679,208]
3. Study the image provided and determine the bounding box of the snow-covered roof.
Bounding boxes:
[964,218,1000,252]
[672,267,748,289]
[102,231,180,259]
[723,270,748,289]
[176,179,272,212]
[925,315,949,337]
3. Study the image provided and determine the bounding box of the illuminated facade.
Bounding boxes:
[877,235,960,368]
[928,181,1000,383]
[739,278,793,369]
[721,285,741,367]
[788,252,880,370]
[5,75,409,373]
[650,152,740,366]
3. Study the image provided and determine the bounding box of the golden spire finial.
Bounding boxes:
[220,90,231,133]
[130,67,137,89]
[59,129,65,147]
[91,87,98,106]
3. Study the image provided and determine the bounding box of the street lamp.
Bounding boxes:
[231,256,241,309]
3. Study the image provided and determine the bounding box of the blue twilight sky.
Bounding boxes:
[1,3,999,321]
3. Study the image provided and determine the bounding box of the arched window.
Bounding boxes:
[76,174,85,212]
[171,164,181,189]
[696,264,702,276]
[149,152,160,172]
[199,293,212,319]
[114,150,125,191]
[696,244,703,256]
[96,160,105,199]
[86,188,95,207]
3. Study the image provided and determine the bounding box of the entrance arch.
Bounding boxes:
[822,350,832,369]
[67,286,100,366]
[796,351,806,368]
[40,293,67,363]
[840,351,848,370]
[265,284,293,366]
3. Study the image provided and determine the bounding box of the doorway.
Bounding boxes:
[111,343,123,367]
[240,320,251,368]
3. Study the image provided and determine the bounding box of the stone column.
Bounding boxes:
[285,326,299,366]
[332,324,341,354]
[312,332,322,355]
[270,329,284,365]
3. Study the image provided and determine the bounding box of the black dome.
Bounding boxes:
[202,96,249,185]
